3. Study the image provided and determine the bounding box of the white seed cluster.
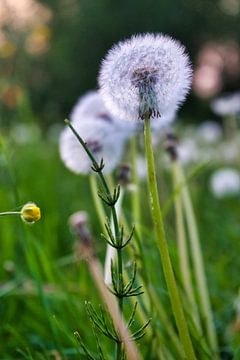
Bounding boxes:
[211,92,240,117]
[210,168,240,198]
[59,92,132,175]
[99,33,192,121]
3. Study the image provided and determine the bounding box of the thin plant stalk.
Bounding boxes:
[130,137,141,237]
[143,116,196,360]
[65,120,124,360]
[89,176,151,329]
[121,212,185,358]
[84,246,142,360]
[89,175,106,233]
[176,162,219,358]
[104,190,124,285]
[172,161,202,333]
[0,211,21,217]
[90,177,180,358]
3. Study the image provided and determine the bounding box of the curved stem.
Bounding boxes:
[144,116,196,360]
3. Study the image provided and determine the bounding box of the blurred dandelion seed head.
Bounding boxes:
[99,33,192,121]
[211,92,240,116]
[196,121,222,143]
[60,91,137,175]
[70,90,137,133]
[210,168,240,198]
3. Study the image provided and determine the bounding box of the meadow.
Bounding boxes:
[1,1,240,359]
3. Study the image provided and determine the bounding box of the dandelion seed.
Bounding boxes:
[99,33,192,121]
[211,92,240,116]
[20,202,41,224]
[210,168,240,198]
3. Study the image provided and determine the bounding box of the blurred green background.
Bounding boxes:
[1,0,240,127]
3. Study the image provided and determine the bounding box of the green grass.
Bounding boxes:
[0,123,240,359]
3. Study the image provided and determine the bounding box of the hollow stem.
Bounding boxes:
[176,162,219,358]
[130,137,141,236]
[172,161,202,333]
[143,116,196,360]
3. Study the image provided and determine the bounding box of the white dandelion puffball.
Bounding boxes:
[210,168,240,198]
[71,91,111,122]
[178,139,200,165]
[60,116,128,175]
[211,92,240,116]
[70,90,137,134]
[196,121,222,143]
[99,33,192,121]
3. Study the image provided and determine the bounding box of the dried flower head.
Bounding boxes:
[21,202,41,224]
[210,168,240,198]
[211,92,240,116]
[99,33,192,121]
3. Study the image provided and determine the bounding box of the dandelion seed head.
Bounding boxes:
[70,90,137,133]
[59,116,128,175]
[99,33,192,121]
[196,121,222,143]
[210,168,240,198]
[211,92,240,116]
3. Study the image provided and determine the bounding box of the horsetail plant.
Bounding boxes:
[65,119,149,360]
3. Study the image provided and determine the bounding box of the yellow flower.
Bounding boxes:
[21,202,41,224]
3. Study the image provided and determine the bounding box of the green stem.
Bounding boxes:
[89,175,106,233]
[65,120,123,360]
[143,116,196,360]
[130,137,147,277]
[172,161,202,333]
[131,137,141,236]
[176,163,219,358]
[0,211,21,217]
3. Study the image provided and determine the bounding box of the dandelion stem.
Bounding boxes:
[143,116,196,360]
[176,162,219,358]
[131,137,141,237]
[172,161,202,333]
